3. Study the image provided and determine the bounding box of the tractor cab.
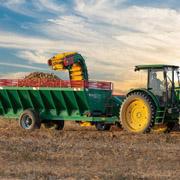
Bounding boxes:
[135,65,180,107]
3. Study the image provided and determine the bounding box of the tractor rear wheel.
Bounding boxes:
[120,92,155,133]
[19,109,41,130]
[95,122,111,131]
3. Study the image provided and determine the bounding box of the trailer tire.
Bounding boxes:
[19,109,41,130]
[55,120,64,130]
[95,122,111,131]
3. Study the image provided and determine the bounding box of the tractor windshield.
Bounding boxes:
[148,69,166,105]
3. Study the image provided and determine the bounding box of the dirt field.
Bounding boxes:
[0,119,180,180]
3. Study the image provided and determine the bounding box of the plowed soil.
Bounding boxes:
[0,119,180,180]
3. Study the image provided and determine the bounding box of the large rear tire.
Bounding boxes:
[19,109,41,130]
[120,92,155,133]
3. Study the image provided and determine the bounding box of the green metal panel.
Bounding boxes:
[28,90,45,111]
[6,90,22,114]
[61,91,80,116]
[73,91,90,115]
[0,90,13,115]
[50,90,68,116]
[85,89,111,114]
[17,90,34,109]
[39,90,57,116]
[0,99,4,115]
[111,96,124,119]
[0,86,117,122]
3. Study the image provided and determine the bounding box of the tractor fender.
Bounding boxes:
[126,88,159,108]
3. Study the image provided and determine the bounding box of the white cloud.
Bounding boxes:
[0,0,65,18]
[0,32,55,50]
[2,0,25,6]
[47,15,103,42]
[36,0,66,12]
[0,62,49,71]
[1,1,180,93]
[0,72,29,79]
[114,7,180,33]
[74,0,127,20]
[16,50,51,64]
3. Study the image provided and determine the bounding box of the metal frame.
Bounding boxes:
[0,80,123,123]
[0,79,112,91]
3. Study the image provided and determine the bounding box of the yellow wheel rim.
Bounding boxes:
[123,98,150,132]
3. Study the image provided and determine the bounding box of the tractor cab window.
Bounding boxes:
[166,68,172,88]
[137,70,148,88]
[149,70,165,95]
[165,67,180,87]
[148,69,166,105]
[175,69,180,87]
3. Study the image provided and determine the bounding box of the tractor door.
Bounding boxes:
[148,69,167,106]
[166,67,179,106]
[166,68,173,106]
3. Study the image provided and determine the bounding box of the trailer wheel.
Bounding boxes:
[55,120,64,130]
[19,109,41,130]
[95,122,111,131]
[116,122,123,129]
[120,92,155,133]
[44,120,64,130]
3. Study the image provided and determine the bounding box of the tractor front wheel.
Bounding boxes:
[120,92,155,133]
[152,122,175,133]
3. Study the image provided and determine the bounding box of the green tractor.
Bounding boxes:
[120,65,180,133]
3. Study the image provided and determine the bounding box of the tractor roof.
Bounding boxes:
[135,64,179,71]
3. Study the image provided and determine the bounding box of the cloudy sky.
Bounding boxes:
[0,0,180,94]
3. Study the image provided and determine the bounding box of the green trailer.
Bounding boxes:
[0,79,123,131]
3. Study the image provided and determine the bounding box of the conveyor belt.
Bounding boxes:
[48,52,89,81]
